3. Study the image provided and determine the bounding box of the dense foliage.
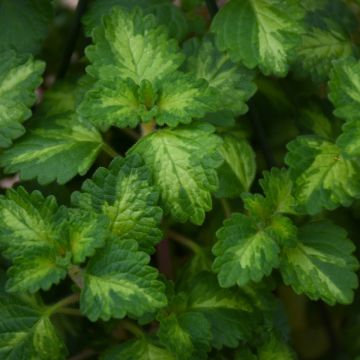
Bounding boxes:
[1,0,360,359]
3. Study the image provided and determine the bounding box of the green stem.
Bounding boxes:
[167,229,201,254]
[57,307,83,317]
[102,143,119,158]
[220,198,232,218]
[121,319,144,338]
[47,293,80,316]
[141,120,156,137]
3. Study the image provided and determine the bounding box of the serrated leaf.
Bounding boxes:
[0,0,53,55]
[211,0,304,76]
[158,312,212,360]
[257,332,295,360]
[293,20,353,82]
[0,51,44,148]
[0,187,71,293]
[128,123,222,225]
[185,36,257,116]
[66,208,109,265]
[0,294,67,360]
[286,135,360,215]
[184,272,268,349]
[0,111,104,184]
[80,238,167,321]
[86,7,183,85]
[72,154,162,253]
[102,338,175,360]
[329,58,360,157]
[259,168,296,214]
[213,213,281,287]
[83,0,188,41]
[280,221,359,305]
[216,134,256,198]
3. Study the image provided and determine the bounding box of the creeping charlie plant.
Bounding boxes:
[0,0,360,359]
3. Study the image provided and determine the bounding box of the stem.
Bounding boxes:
[102,143,119,158]
[205,0,219,17]
[249,106,277,169]
[167,229,201,254]
[122,128,140,140]
[57,0,88,79]
[220,198,232,218]
[47,293,80,315]
[121,319,144,338]
[141,120,156,137]
[68,265,85,289]
[57,307,83,316]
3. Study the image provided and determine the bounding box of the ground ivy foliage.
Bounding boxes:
[0,0,360,358]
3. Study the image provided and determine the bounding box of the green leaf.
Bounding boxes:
[80,238,167,321]
[0,51,44,148]
[329,58,360,157]
[0,0,53,55]
[83,0,188,41]
[85,7,183,85]
[211,0,304,76]
[286,135,360,215]
[185,36,257,116]
[0,187,70,293]
[216,134,256,198]
[72,154,163,254]
[293,20,353,82]
[102,338,175,360]
[259,168,296,214]
[0,294,67,360]
[66,208,109,265]
[257,332,295,360]
[280,221,359,305]
[158,312,212,359]
[0,112,104,184]
[213,213,282,287]
[128,123,223,225]
[183,272,269,349]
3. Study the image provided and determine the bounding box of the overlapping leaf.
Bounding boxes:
[128,123,223,225]
[211,0,304,76]
[0,294,67,359]
[80,238,167,321]
[72,154,163,253]
[0,51,44,148]
[286,135,360,214]
[280,221,359,305]
[0,112,104,184]
[0,187,70,293]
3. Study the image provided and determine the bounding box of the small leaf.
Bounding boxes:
[80,238,167,321]
[211,0,304,76]
[216,134,256,198]
[128,123,223,225]
[286,135,360,214]
[0,51,44,148]
[72,154,163,253]
[0,111,104,184]
[280,221,359,305]
[258,332,296,360]
[0,294,67,360]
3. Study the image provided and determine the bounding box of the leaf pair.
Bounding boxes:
[213,169,359,305]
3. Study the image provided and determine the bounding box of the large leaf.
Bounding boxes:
[85,7,183,84]
[0,51,44,148]
[0,187,70,293]
[280,221,359,305]
[0,294,67,360]
[211,0,304,76]
[128,123,223,225]
[80,238,167,321]
[286,135,360,215]
[0,0,53,54]
[0,112,104,184]
[72,154,163,254]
